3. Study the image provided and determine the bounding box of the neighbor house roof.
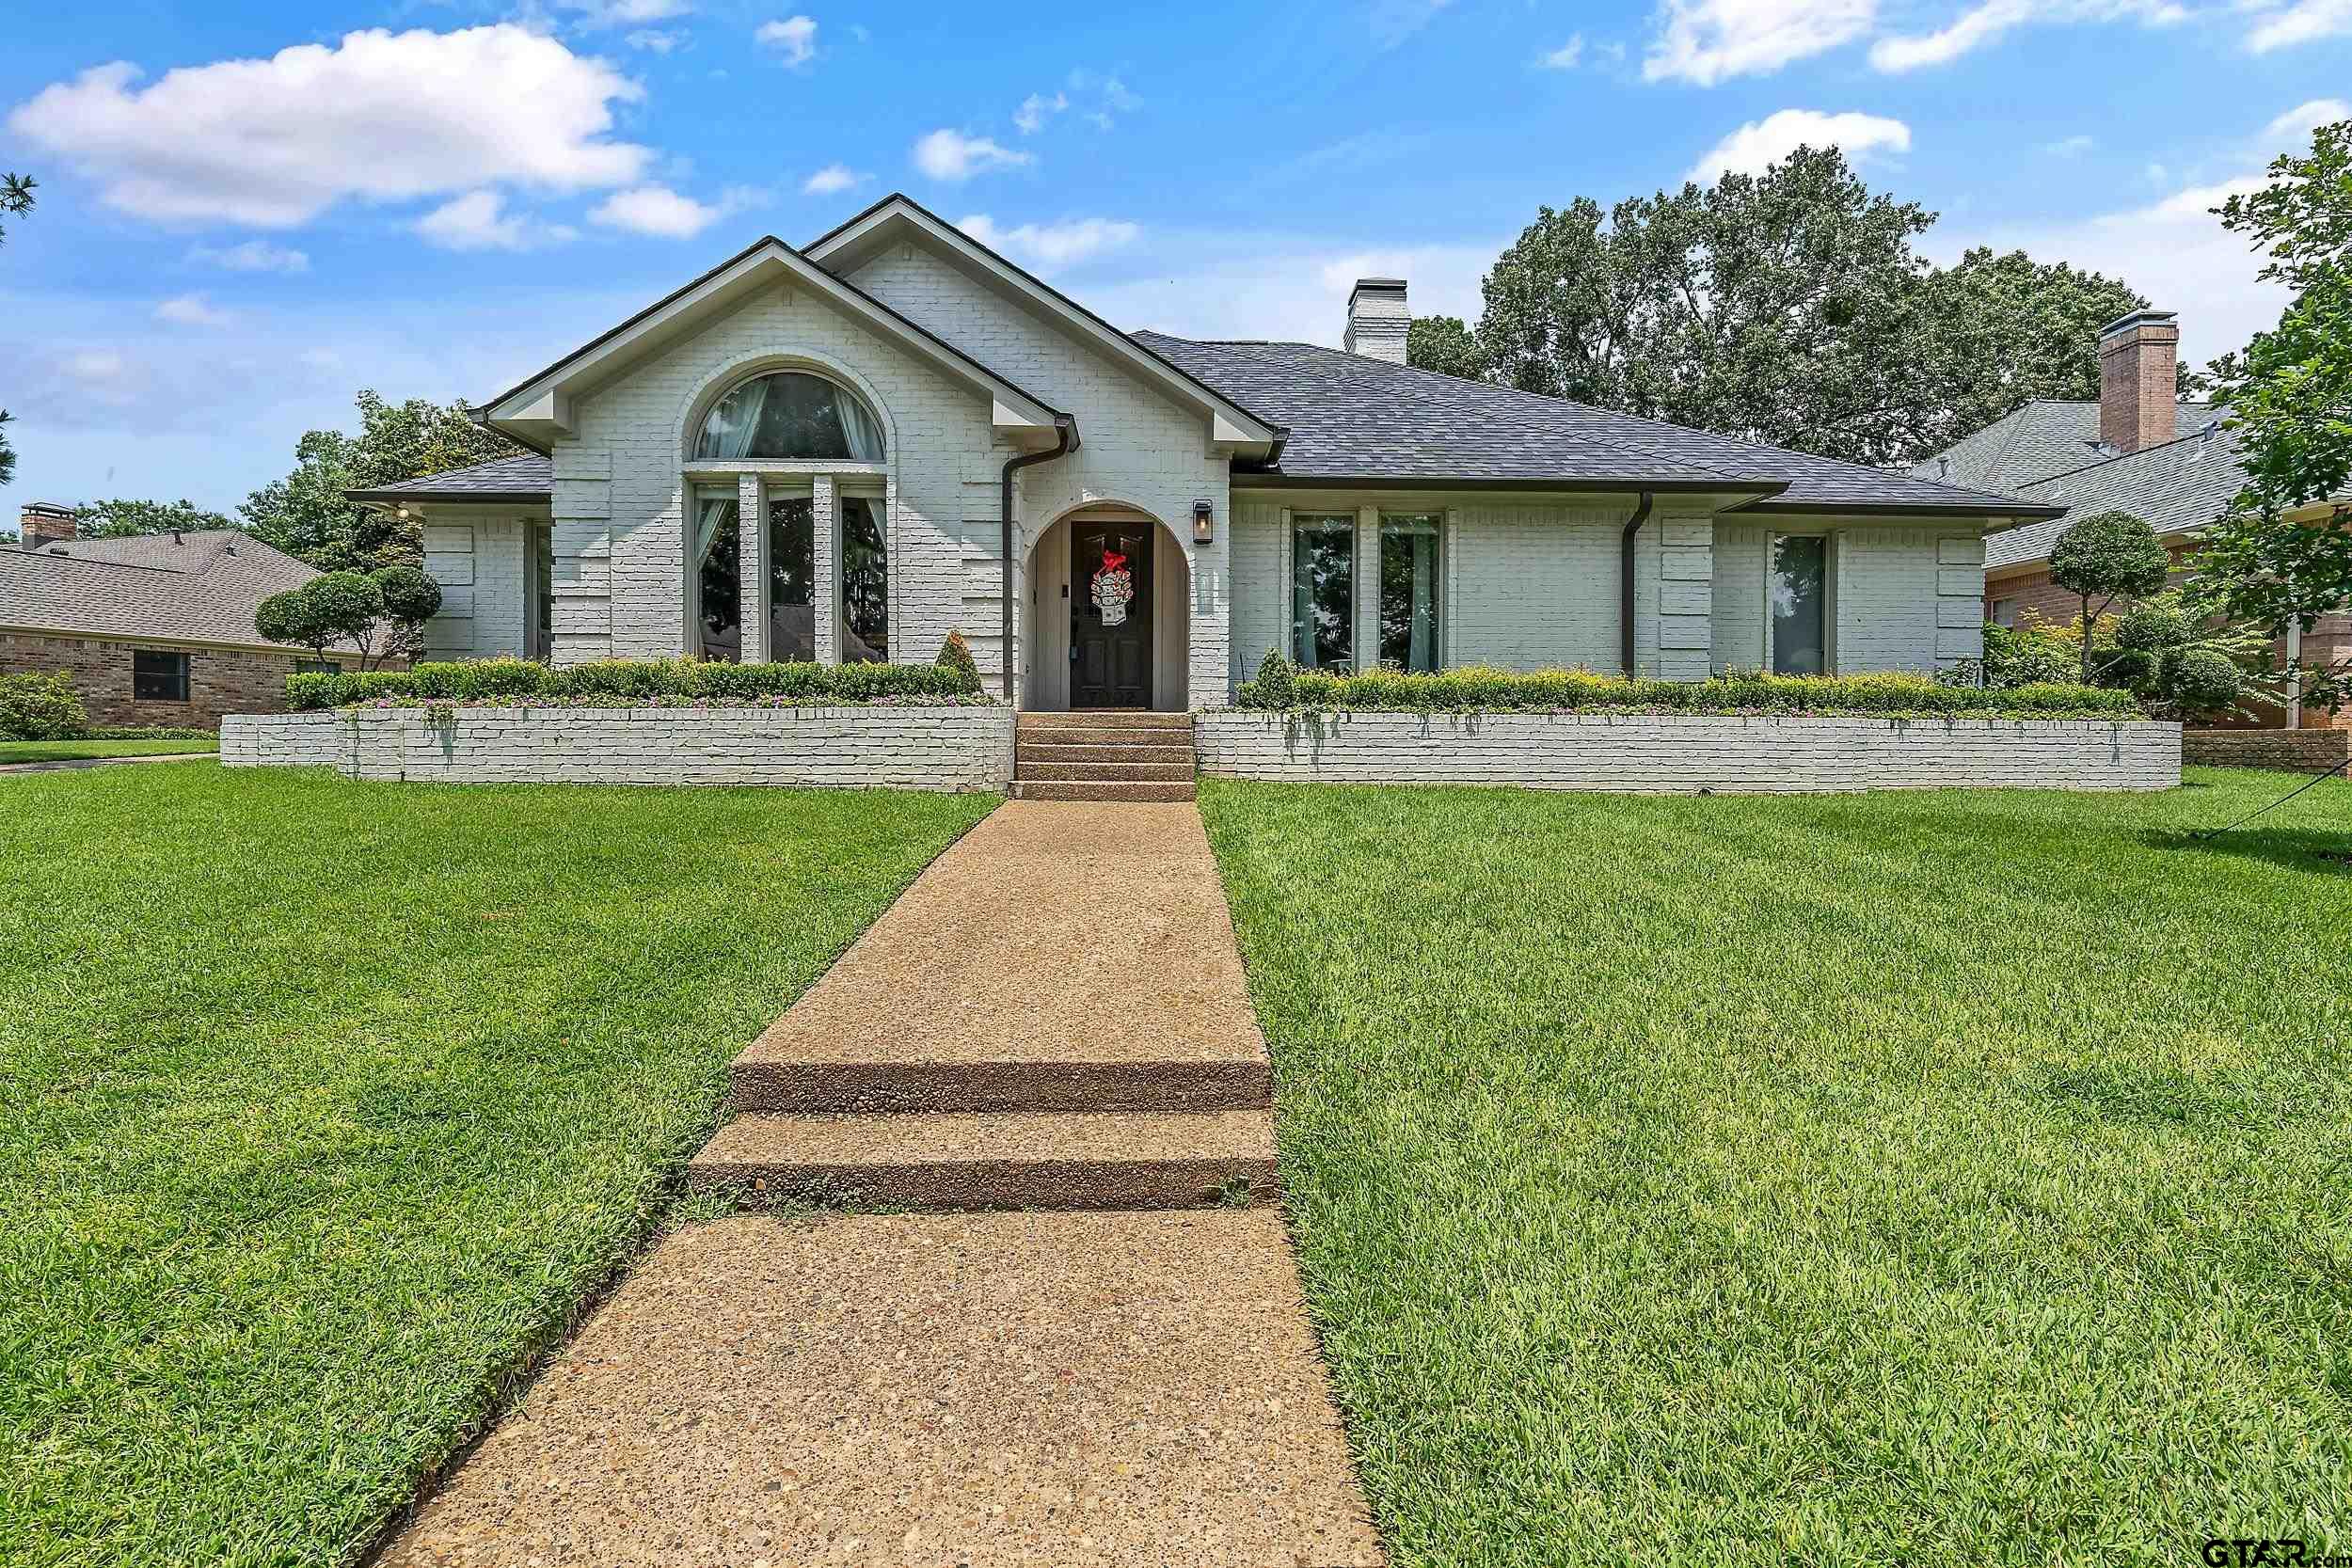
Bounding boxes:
[0,530,337,650]
[1136,334,2060,515]
[347,454,555,504]
[1984,423,2249,573]
[1912,398,2219,495]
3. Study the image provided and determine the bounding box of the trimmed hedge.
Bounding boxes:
[287,656,988,712]
[1232,664,2144,720]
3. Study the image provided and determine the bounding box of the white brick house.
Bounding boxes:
[352,194,2060,711]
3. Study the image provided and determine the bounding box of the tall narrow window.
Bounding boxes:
[1379,513,1441,672]
[841,497,887,663]
[768,497,817,662]
[692,489,742,662]
[1771,534,1829,675]
[1291,514,1354,672]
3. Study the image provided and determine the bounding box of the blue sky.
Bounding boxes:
[1,0,2345,514]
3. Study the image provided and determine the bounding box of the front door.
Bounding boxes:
[1071,521,1152,708]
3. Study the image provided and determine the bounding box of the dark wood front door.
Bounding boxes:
[1071,521,1152,708]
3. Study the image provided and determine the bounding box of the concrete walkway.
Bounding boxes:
[380,801,1384,1568]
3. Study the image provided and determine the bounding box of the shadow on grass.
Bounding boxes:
[2145,827,2352,875]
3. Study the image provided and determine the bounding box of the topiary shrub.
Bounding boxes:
[0,671,89,740]
[1243,647,1295,710]
[2160,646,2248,716]
[935,630,981,688]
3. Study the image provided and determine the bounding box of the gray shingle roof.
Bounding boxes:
[1913,399,2219,494]
[346,454,554,502]
[1985,423,2249,571]
[0,531,346,649]
[1133,333,2053,515]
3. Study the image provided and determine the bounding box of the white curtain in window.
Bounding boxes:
[835,394,884,463]
[693,495,738,566]
[1409,530,1435,672]
[701,378,771,460]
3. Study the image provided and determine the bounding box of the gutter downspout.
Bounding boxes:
[999,415,1079,704]
[1620,490,1654,678]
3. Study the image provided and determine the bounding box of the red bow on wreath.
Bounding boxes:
[1099,548,1128,574]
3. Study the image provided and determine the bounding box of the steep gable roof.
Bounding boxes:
[476,234,1065,452]
[803,195,1283,452]
[1139,334,2058,515]
[0,531,342,650]
[347,454,555,504]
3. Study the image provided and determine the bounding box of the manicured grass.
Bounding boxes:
[1201,768,2352,1567]
[0,737,218,764]
[0,766,994,1566]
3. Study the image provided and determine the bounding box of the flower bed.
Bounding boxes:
[1232,663,2141,721]
[287,656,987,712]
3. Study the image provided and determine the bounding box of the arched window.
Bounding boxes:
[691,372,886,462]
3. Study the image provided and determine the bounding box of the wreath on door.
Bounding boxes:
[1091,547,1136,628]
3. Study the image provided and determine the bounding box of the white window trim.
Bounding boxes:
[1763,529,1837,676]
[1371,509,1446,674]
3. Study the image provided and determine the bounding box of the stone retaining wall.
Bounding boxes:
[222,706,1013,792]
[1195,711,2180,794]
[2183,727,2352,774]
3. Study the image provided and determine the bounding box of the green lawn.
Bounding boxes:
[0,765,994,1566]
[1201,768,2352,1568]
[0,737,218,764]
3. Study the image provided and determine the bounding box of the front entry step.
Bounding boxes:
[1013,779,1197,802]
[1016,760,1194,784]
[689,1109,1278,1211]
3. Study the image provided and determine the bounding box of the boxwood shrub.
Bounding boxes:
[287,656,987,712]
[1232,664,2142,720]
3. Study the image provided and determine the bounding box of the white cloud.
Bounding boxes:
[1645,0,1876,84]
[1869,0,2185,71]
[154,293,231,327]
[802,164,866,196]
[2043,134,2096,156]
[562,0,689,23]
[1077,234,1497,344]
[1015,91,1068,133]
[956,214,1140,270]
[624,28,685,52]
[1539,35,1587,67]
[415,189,541,251]
[5,26,648,229]
[2265,96,2351,141]
[755,15,818,64]
[1687,108,1911,181]
[1370,0,1457,48]
[2246,0,2352,48]
[912,128,1032,182]
[187,240,309,273]
[587,182,754,238]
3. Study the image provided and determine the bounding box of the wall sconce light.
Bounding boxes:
[1192,498,1215,544]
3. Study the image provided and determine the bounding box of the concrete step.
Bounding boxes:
[1014,727,1195,750]
[1016,741,1196,765]
[1013,780,1197,803]
[1015,760,1195,784]
[731,1048,1268,1115]
[1017,712,1192,732]
[689,1110,1278,1211]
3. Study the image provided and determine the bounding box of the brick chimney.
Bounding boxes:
[18,502,75,551]
[2098,309,2179,455]
[1344,277,1409,364]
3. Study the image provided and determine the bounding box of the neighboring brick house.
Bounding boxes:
[370,192,2060,717]
[0,504,358,728]
[1914,309,2352,729]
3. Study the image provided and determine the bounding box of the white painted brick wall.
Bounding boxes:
[222,707,1013,791]
[848,244,1232,705]
[1197,711,2180,793]
[421,518,531,659]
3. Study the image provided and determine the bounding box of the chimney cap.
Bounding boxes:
[2098,308,2178,341]
[1349,277,1407,298]
[21,500,74,517]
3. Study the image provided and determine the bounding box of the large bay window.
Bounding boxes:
[685,369,889,666]
[1291,514,1355,672]
[1378,513,1441,673]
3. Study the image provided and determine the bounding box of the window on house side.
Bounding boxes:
[1990,597,2018,628]
[294,658,342,675]
[1291,515,1354,673]
[133,650,190,702]
[1378,514,1441,673]
[1770,536,1829,675]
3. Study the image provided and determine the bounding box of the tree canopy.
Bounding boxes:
[70,498,240,538]
[2049,510,2172,683]
[241,390,524,572]
[1409,147,2178,467]
[2185,116,2352,711]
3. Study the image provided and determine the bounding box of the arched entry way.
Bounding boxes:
[1023,504,1191,712]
